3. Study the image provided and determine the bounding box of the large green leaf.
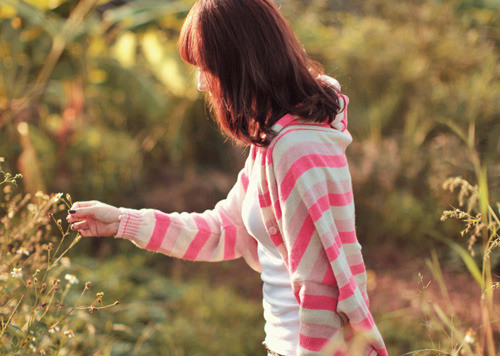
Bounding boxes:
[435,235,484,288]
[141,30,194,97]
[101,0,190,30]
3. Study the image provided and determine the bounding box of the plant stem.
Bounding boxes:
[0,294,24,339]
[466,123,496,356]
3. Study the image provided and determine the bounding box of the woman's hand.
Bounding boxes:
[66,201,121,237]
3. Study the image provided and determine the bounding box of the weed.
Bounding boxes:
[0,159,117,355]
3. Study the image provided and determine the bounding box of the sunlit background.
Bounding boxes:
[0,0,499,355]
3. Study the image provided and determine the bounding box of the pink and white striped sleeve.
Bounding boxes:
[270,129,387,355]
[114,156,262,272]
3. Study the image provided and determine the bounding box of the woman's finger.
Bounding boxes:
[78,229,93,237]
[71,201,97,210]
[71,221,89,231]
[68,202,95,222]
[67,206,98,220]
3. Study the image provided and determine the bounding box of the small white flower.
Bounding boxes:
[464,329,475,344]
[48,325,60,333]
[11,267,22,278]
[0,157,4,163]
[29,344,36,352]
[64,274,79,284]
[64,329,74,338]
[52,192,63,203]
[60,257,71,268]
[7,211,14,219]
[16,247,30,256]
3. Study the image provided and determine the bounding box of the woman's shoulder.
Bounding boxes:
[260,121,352,177]
[269,120,352,157]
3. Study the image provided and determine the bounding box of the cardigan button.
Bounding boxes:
[268,227,278,235]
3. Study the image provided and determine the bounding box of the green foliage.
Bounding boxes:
[375,308,433,355]
[59,253,265,356]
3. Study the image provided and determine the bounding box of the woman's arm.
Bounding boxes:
[67,155,262,271]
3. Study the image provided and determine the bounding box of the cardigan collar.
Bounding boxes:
[271,113,298,133]
[270,93,349,135]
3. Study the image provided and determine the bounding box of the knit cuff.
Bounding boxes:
[115,208,142,240]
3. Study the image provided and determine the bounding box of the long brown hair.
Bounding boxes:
[179,0,343,146]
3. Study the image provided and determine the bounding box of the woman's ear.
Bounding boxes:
[197,69,210,92]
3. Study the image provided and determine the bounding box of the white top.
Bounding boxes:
[241,167,300,356]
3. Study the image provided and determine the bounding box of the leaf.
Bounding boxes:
[16,122,47,193]
[438,118,468,144]
[141,30,190,97]
[425,249,451,307]
[0,3,15,18]
[3,323,23,339]
[111,31,137,68]
[447,239,483,288]
[429,232,483,288]
[101,0,190,30]
[478,165,490,217]
[0,0,62,37]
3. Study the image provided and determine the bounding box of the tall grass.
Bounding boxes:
[413,120,499,355]
[0,161,117,355]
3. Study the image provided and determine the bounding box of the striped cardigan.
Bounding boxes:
[115,100,387,355]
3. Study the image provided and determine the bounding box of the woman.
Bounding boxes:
[67,0,387,355]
